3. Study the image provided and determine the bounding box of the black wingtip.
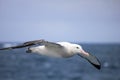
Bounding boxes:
[87,54,101,70]
[91,63,101,70]
[0,47,12,50]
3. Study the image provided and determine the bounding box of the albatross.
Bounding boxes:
[0,39,101,69]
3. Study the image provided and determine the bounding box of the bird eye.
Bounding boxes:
[76,47,79,49]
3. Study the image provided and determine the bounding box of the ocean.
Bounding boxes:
[0,43,120,80]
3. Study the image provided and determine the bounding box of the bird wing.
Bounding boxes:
[0,39,63,50]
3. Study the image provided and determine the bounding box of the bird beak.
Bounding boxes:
[78,50,101,70]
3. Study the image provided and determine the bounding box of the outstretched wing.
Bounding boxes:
[0,39,44,50]
[0,39,63,50]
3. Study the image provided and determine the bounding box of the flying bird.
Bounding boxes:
[0,39,101,69]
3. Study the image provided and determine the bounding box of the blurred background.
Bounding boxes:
[0,0,120,43]
[0,0,120,80]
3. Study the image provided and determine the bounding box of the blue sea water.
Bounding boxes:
[0,43,120,80]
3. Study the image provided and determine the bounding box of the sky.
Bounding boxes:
[0,0,120,43]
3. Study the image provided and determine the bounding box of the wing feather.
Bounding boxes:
[0,39,63,50]
[0,39,45,50]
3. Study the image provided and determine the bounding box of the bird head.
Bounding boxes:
[71,44,101,70]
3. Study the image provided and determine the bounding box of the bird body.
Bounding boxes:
[28,42,79,58]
